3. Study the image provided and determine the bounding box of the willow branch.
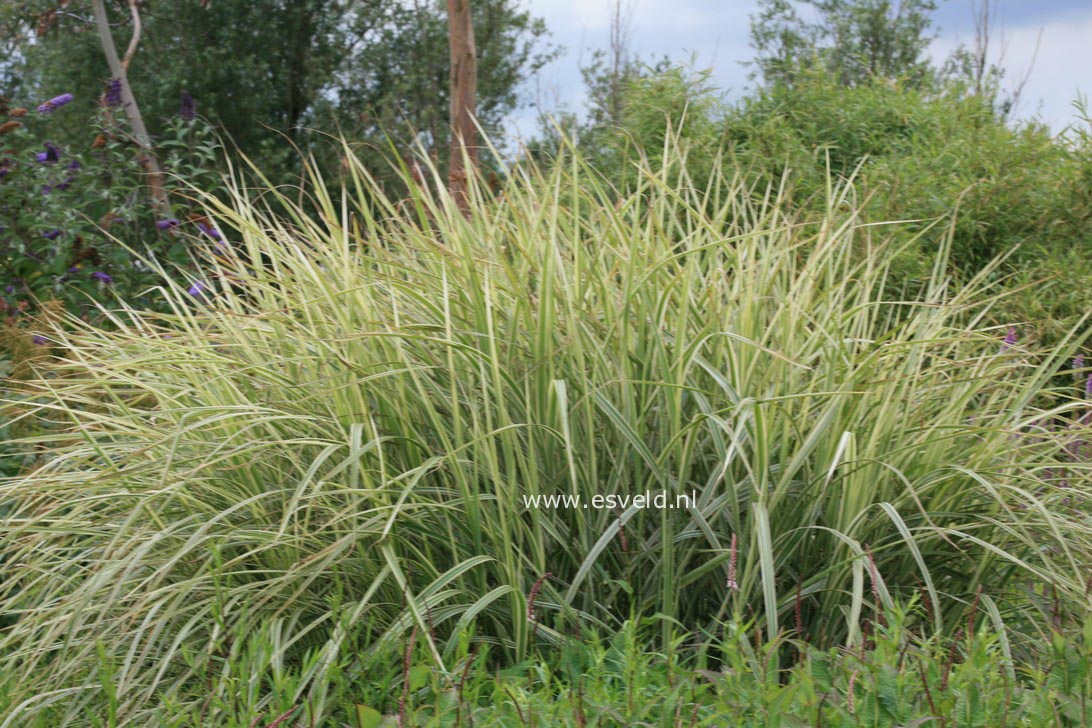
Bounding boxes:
[121,0,142,73]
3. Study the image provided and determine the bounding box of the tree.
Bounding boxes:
[447,0,476,211]
[941,0,1040,120]
[330,0,554,173]
[531,0,666,161]
[750,0,938,89]
[0,0,347,172]
[580,0,641,131]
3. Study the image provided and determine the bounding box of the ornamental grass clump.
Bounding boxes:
[0,135,1089,721]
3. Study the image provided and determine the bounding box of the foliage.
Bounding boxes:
[738,1,1092,343]
[2,0,556,180]
[1,604,1091,724]
[721,71,1092,340]
[0,89,222,320]
[558,64,1092,344]
[534,63,723,195]
[0,138,1089,720]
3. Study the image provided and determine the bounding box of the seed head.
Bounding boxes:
[726,533,738,590]
[527,572,551,621]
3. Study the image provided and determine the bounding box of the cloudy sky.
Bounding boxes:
[509,0,1092,137]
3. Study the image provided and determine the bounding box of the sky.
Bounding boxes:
[507,0,1092,138]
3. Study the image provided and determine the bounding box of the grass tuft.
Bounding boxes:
[1,136,1089,721]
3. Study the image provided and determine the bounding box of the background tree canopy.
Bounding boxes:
[1,0,555,179]
[749,0,939,88]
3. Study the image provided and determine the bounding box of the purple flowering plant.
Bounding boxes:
[104,79,124,108]
[179,91,197,122]
[36,93,74,114]
[35,142,61,164]
[0,89,223,325]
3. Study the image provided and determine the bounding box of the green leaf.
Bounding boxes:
[877,669,899,718]
[809,654,833,691]
[409,664,432,691]
[354,704,383,728]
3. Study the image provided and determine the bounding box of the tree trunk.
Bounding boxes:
[447,0,477,214]
[91,0,169,214]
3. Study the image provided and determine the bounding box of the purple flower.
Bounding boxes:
[41,230,63,240]
[91,271,113,284]
[187,280,209,297]
[1086,373,1092,398]
[32,335,47,345]
[1002,327,1017,349]
[179,90,196,121]
[67,160,81,171]
[37,93,74,114]
[104,78,123,108]
[36,142,61,165]
[156,218,181,230]
[197,222,221,240]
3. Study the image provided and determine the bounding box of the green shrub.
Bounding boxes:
[564,68,1092,343]
[0,138,1089,721]
[722,73,1092,340]
[0,90,223,320]
[727,72,1092,263]
[581,65,724,193]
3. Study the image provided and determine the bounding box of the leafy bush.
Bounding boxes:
[538,64,725,196]
[0,89,222,321]
[725,74,1092,340]
[725,72,1092,265]
[0,138,1089,721]
[561,68,1092,344]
